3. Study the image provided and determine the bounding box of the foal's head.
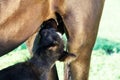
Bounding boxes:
[33,19,76,64]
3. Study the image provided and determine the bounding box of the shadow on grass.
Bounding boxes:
[94,37,120,54]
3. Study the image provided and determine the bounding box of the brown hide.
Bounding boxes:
[62,0,105,80]
[0,0,105,80]
[0,0,55,56]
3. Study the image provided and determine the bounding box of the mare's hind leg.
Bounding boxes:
[61,0,105,80]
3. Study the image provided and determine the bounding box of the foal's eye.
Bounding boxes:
[53,41,59,45]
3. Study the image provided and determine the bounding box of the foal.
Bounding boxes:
[0,25,74,80]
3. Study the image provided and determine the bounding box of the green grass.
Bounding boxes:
[93,37,120,54]
[0,50,31,70]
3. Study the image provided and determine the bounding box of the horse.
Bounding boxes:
[0,0,105,80]
[0,26,75,80]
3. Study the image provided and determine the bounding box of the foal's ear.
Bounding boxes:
[59,51,76,62]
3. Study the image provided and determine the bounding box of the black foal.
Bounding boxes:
[0,19,75,80]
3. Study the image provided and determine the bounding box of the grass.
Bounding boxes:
[0,50,31,70]
[93,37,120,54]
[89,50,120,80]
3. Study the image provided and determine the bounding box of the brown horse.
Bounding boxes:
[0,0,105,80]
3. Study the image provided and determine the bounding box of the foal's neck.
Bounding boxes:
[27,50,57,80]
[29,55,54,71]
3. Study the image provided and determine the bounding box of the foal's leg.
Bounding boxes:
[48,65,59,80]
[62,0,105,80]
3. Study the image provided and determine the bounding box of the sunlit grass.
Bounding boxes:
[0,50,31,70]
[89,50,120,80]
